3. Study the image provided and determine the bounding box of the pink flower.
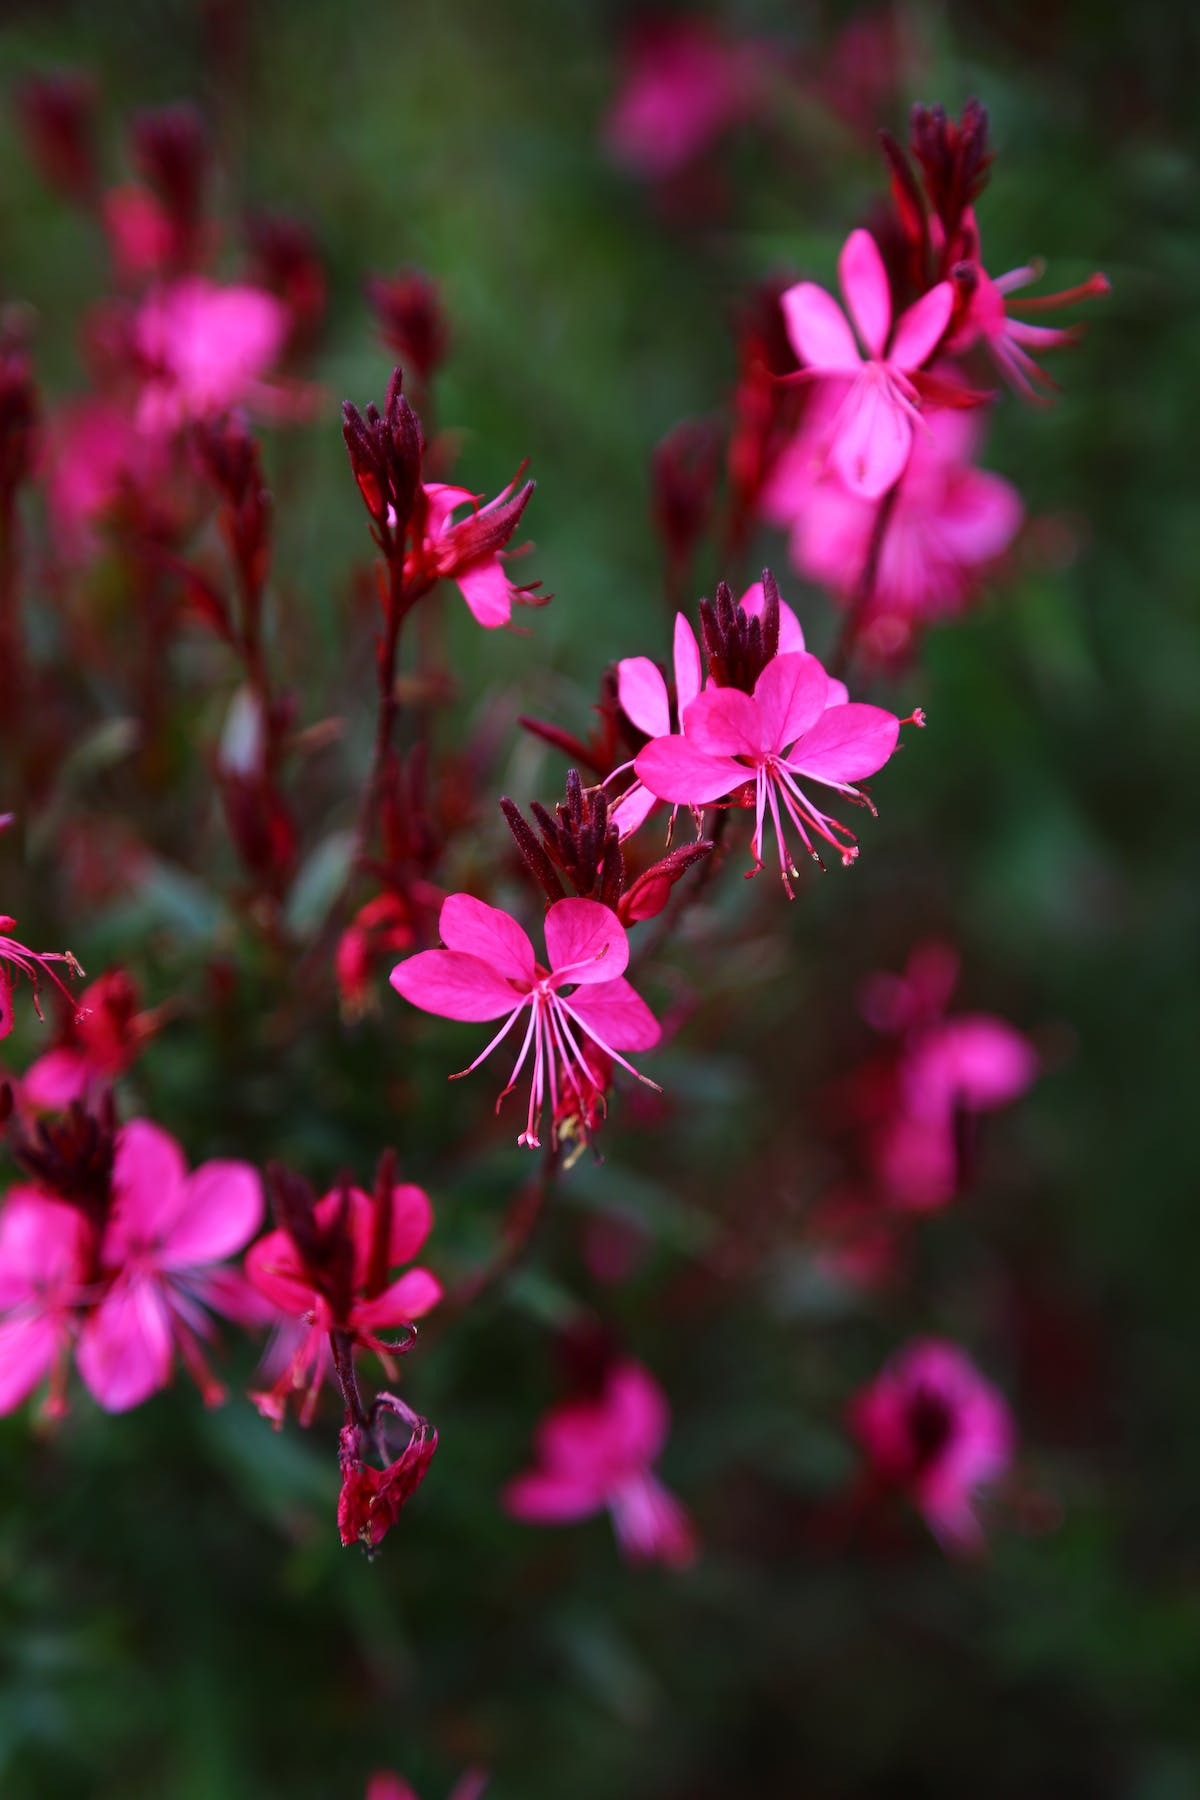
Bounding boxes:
[22,969,149,1112]
[75,1120,263,1411]
[245,1179,440,1425]
[133,277,290,432]
[848,1338,1014,1553]
[102,183,174,282]
[604,19,763,180]
[775,409,1023,643]
[0,915,82,1041]
[42,399,165,560]
[389,895,661,1150]
[505,1360,695,1567]
[0,1191,87,1417]
[408,479,538,628]
[781,229,954,498]
[948,210,1110,397]
[635,652,905,892]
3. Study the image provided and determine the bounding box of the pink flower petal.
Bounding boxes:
[0,1314,62,1412]
[672,612,703,714]
[77,1278,173,1412]
[617,656,671,738]
[391,949,526,1022]
[936,468,1023,564]
[681,685,763,758]
[504,1470,603,1523]
[567,977,662,1052]
[752,651,829,752]
[635,735,744,806]
[383,1183,435,1266]
[107,1120,188,1256]
[839,228,891,358]
[781,281,862,372]
[609,781,659,840]
[831,379,913,500]
[787,702,900,784]
[20,1047,91,1110]
[604,1361,671,1462]
[438,894,535,982]
[455,556,514,628]
[889,281,954,371]
[544,899,629,986]
[156,1161,263,1271]
[244,1228,313,1318]
[356,1266,443,1330]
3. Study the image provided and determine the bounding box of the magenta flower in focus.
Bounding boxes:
[848,1337,1015,1553]
[505,1360,695,1567]
[635,652,905,891]
[133,277,290,431]
[75,1120,263,1411]
[407,479,539,628]
[390,894,661,1150]
[781,229,954,498]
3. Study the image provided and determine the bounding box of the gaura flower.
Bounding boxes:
[0,1191,88,1417]
[21,969,150,1112]
[781,228,954,499]
[407,478,538,629]
[75,1120,263,1411]
[389,895,660,1150]
[848,1337,1014,1554]
[635,652,909,892]
[604,18,763,180]
[505,1359,695,1567]
[133,277,290,432]
[246,1178,440,1426]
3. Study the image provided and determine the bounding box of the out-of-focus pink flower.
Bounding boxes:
[246,1179,440,1425]
[21,969,150,1112]
[75,1120,263,1411]
[0,1191,87,1417]
[848,1337,1014,1553]
[772,409,1023,647]
[102,184,175,283]
[133,277,290,431]
[42,399,164,560]
[781,229,953,498]
[635,651,905,891]
[390,894,660,1150]
[408,479,538,629]
[0,916,82,1041]
[505,1360,695,1567]
[604,19,763,180]
[948,210,1110,398]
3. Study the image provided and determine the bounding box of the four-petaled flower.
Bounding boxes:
[390,895,660,1150]
[505,1359,695,1567]
[635,652,905,892]
[781,228,954,498]
[848,1337,1014,1554]
[408,478,538,628]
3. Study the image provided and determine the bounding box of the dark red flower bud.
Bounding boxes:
[245,210,327,341]
[367,269,449,387]
[130,101,209,265]
[12,1093,117,1223]
[909,99,992,248]
[14,70,99,205]
[342,369,425,543]
[511,770,625,910]
[699,569,779,691]
[618,839,714,924]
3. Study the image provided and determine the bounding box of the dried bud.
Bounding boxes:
[337,1409,438,1552]
[367,270,449,387]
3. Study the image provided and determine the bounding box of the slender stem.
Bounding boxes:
[0,494,25,755]
[352,545,409,880]
[329,1326,369,1430]
[828,484,898,684]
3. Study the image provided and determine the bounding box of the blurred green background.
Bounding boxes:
[1,1,1198,1795]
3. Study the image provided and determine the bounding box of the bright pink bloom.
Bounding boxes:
[43,399,164,560]
[774,410,1023,641]
[848,1338,1014,1553]
[0,1191,87,1417]
[0,916,81,1041]
[635,652,905,891]
[948,210,1110,397]
[390,895,660,1150]
[133,277,290,431]
[409,480,538,628]
[781,229,953,498]
[245,1181,440,1425]
[505,1360,695,1567]
[604,19,763,179]
[75,1120,263,1411]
